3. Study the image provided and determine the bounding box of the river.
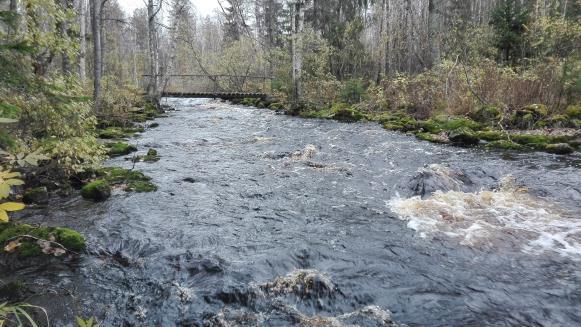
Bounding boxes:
[9,98,581,326]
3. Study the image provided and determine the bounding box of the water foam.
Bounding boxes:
[388,176,581,259]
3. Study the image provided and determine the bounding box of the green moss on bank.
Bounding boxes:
[0,222,85,257]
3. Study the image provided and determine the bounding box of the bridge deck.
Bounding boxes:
[161,92,268,100]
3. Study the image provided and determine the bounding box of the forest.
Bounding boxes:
[0,0,580,325]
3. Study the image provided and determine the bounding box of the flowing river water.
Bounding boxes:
[6,98,581,326]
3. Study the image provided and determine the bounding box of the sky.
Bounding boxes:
[118,0,220,16]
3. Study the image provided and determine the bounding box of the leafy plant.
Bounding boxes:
[0,302,48,327]
[0,169,25,222]
[76,317,100,327]
[0,149,49,168]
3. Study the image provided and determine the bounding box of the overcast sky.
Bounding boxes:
[118,0,220,16]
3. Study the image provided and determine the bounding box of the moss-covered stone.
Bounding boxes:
[418,117,481,134]
[107,142,137,157]
[128,181,158,192]
[0,223,85,257]
[131,149,160,163]
[22,187,49,205]
[475,130,506,141]
[98,127,144,139]
[81,180,111,201]
[330,103,365,122]
[470,105,501,123]
[95,167,157,193]
[448,127,480,146]
[544,143,575,155]
[378,113,418,132]
[510,133,571,145]
[523,104,549,118]
[485,140,525,150]
[415,132,449,143]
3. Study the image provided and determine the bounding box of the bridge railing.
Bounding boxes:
[141,74,273,95]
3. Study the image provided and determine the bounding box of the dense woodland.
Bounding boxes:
[0,0,580,324]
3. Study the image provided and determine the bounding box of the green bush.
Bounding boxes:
[340,79,367,104]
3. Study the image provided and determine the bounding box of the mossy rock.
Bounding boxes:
[510,134,571,145]
[107,142,137,157]
[418,117,481,134]
[448,127,480,146]
[544,143,575,155]
[127,181,158,192]
[149,122,160,128]
[269,102,286,110]
[415,132,449,144]
[379,113,418,132]
[330,103,365,122]
[522,104,549,118]
[475,130,506,141]
[95,167,157,193]
[131,149,160,163]
[470,105,501,123]
[0,222,85,257]
[81,180,111,201]
[22,187,49,205]
[485,140,525,150]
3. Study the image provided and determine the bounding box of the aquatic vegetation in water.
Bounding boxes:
[388,176,581,259]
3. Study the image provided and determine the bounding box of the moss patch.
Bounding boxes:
[0,222,85,257]
[132,149,160,163]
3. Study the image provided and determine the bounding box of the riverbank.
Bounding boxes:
[235,98,580,155]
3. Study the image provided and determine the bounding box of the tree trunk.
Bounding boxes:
[90,0,102,111]
[291,1,306,107]
[147,0,160,99]
[78,0,86,83]
[428,0,441,67]
[60,0,71,74]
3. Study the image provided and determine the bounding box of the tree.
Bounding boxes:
[146,0,161,100]
[490,0,530,64]
[90,0,102,110]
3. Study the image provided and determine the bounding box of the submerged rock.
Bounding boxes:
[262,269,339,300]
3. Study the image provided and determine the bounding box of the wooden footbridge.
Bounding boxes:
[142,74,273,100]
